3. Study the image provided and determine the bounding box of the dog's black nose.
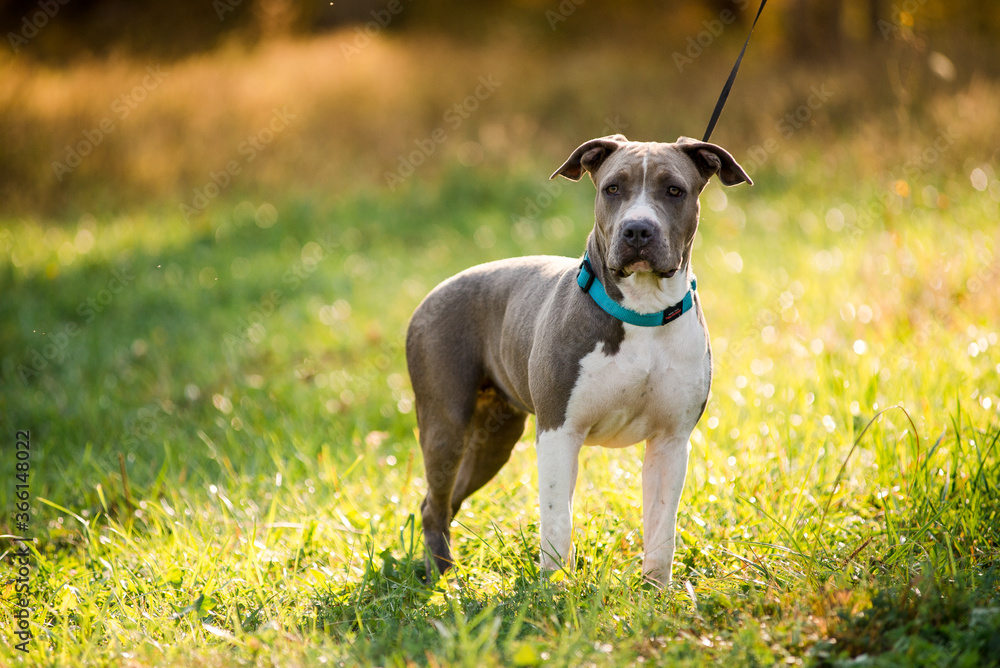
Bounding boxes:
[621,219,656,249]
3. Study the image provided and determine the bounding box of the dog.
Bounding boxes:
[406,135,751,585]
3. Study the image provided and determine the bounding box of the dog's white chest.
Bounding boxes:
[563,313,709,447]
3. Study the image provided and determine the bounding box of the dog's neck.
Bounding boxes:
[586,235,693,315]
[615,267,692,314]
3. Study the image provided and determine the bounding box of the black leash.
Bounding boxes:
[702,0,769,143]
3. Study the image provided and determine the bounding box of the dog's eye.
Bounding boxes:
[667,186,684,197]
[604,184,620,196]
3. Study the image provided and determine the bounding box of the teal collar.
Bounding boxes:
[577,253,696,327]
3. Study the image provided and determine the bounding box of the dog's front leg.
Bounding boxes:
[641,435,691,586]
[536,429,582,572]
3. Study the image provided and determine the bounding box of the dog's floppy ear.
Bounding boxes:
[550,135,628,182]
[676,136,753,187]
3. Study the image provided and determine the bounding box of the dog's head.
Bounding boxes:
[552,135,751,281]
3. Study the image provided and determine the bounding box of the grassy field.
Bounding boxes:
[3,152,1000,665]
[2,29,1000,668]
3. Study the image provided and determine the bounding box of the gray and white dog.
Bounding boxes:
[406,135,751,585]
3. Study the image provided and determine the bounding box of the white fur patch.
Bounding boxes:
[617,270,692,313]
[551,307,710,449]
[620,149,658,232]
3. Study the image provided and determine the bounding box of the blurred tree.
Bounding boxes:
[252,0,299,40]
[2,0,1000,63]
[788,0,843,60]
[867,0,885,42]
[706,0,747,25]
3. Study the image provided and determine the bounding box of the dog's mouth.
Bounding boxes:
[621,259,652,275]
[614,260,679,279]
[612,244,680,279]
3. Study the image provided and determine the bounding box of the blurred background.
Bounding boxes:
[1,0,998,218]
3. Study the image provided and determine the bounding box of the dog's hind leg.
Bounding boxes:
[417,415,469,577]
[407,323,481,577]
[450,386,528,516]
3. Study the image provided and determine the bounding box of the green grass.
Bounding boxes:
[2,155,999,666]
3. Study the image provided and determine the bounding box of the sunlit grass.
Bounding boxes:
[2,139,999,665]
